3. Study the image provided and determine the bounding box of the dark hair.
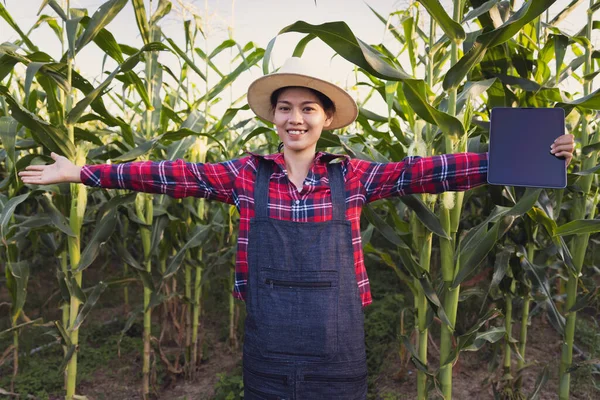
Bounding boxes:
[270,86,336,115]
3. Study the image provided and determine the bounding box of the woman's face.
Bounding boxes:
[272,87,333,155]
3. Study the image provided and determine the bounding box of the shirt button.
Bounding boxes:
[295,200,300,205]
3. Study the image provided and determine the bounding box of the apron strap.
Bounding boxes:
[254,158,271,218]
[255,157,346,221]
[327,162,346,221]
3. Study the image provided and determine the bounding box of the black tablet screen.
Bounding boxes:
[487,107,566,188]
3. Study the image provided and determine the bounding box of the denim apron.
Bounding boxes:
[243,158,367,400]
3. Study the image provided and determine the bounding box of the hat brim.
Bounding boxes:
[247,73,358,130]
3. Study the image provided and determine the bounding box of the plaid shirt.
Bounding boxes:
[81,151,488,307]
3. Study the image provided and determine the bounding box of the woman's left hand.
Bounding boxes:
[551,133,575,166]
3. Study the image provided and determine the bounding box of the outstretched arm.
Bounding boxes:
[19,153,249,203]
[19,152,82,184]
[352,133,575,203]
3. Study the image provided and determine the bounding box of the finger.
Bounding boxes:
[554,135,575,145]
[18,171,43,177]
[23,165,47,171]
[555,151,573,159]
[51,152,59,160]
[551,144,574,154]
[20,176,43,184]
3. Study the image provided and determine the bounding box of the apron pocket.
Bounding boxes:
[298,372,367,400]
[245,385,288,400]
[258,268,339,359]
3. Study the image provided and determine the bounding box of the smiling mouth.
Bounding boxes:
[287,129,307,135]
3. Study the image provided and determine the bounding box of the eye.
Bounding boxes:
[277,105,290,111]
[303,106,316,112]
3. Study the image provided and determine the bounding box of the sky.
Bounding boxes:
[1,0,596,116]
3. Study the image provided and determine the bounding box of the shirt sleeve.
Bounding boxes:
[80,157,250,203]
[349,152,489,203]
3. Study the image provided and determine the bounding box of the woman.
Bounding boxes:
[19,57,575,399]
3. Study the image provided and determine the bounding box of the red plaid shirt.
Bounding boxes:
[81,151,488,306]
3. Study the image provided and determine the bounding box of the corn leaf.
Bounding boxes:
[278,20,414,81]
[0,86,75,159]
[555,219,600,236]
[0,116,17,166]
[76,209,118,273]
[149,0,172,26]
[0,193,30,240]
[403,80,465,138]
[400,194,450,239]
[417,0,465,41]
[0,2,38,51]
[66,42,168,125]
[444,0,557,90]
[70,282,108,332]
[163,225,210,279]
[131,0,151,45]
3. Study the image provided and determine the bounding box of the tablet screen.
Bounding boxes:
[487,107,566,188]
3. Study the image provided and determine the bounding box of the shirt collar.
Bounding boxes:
[246,151,348,172]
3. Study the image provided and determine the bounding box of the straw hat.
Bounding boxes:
[247,57,358,130]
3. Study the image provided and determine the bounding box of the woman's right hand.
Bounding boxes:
[18,152,82,184]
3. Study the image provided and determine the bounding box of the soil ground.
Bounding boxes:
[1,264,598,400]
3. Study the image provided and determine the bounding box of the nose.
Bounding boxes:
[289,107,303,124]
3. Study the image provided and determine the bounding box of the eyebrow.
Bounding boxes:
[276,100,319,105]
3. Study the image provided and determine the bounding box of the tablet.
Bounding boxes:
[487,107,566,188]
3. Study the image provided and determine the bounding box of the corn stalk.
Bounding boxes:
[438,0,465,396]
[559,1,598,397]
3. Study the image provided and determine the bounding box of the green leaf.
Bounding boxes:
[417,0,466,40]
[566,288,598,314]
[149,0,172,25]
[419,273,453,329]
[556,87,600,115]
[137,270,155,292]
[400,195,450,239]
[453,222,501,288]
[507,188,542,217]
[78,16,124,63]
[444,0,558,90]
[0,318,43,339]
[278,20,414,81]
[0,116,18,166]
[0,3,38,51]
[163,225,210,279]
[70,282,108,332]
[24,62,49,103]
[0,193,30,240]
[400,335,431,374]
[292,34,316,58]
[8,261,30,321]
[165,37,206,81]
[40,195,76,237]
[555,219,600,236]
[528,366,549,400]
[581,141,600,155]
[38,0,68,22]
[76,0,128,53]
[131,0,151,45]
[0,86,75,159]
[112,138,157,162]
[362,204,407,247]
[402,80,465,138]
[76,209,118,272]
[66,42,168,125]
[201,49,264,103]
[66,17,82,58]
[520,254,565,334]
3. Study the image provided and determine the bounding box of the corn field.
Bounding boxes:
[1,0,600,399]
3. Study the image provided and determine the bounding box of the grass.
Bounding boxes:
[0,319,143,399]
